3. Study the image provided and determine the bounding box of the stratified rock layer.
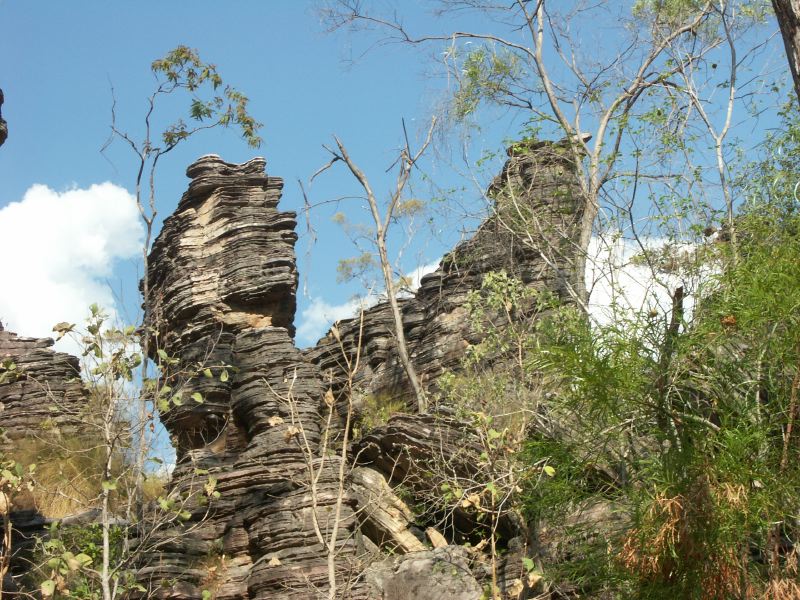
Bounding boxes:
[0,322,88,593]
[0,323,86,454]
[307,141,585,410]
[306,142,585,597]
[140,156,360,600]
[141,143,586,599]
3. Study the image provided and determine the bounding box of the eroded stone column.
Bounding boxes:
[140,156,358,599]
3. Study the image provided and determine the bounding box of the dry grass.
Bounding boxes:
[10,435,124,518]
[618,486,752,600]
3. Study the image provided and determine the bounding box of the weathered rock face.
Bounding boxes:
[305,143,585,597]
[0,88,7,148]
[141,144,585,599]
[306,142,585,410]
[0,322,89,593]
[0,322,87,455]
[140,156,362,600]
[364,547,482,600]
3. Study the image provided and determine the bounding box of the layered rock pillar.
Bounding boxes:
[140,156,359,599]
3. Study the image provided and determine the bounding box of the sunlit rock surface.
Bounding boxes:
[140,143,586,599]
[0,322,86,454]
[306,141,585,410]
[140,156,361,599]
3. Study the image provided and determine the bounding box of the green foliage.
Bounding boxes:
[336,251,377,283]
[632,0,770,35]
[517,105,800,597]
[0,358,20,384]
[453,45,522,120]
[358,391,406,432]
[29,522,137,599]
[151,45,262,149]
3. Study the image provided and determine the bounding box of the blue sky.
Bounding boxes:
[0,1,517,349]
[0,1,788,350]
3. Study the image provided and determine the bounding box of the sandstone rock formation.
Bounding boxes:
[364,546,482,600]
[306,140,585,410]
[0,322,86,455]
[139,156,363,600]
[0,322,88,593]
[139,141,586,599]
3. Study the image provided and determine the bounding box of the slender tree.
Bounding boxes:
[103,45,262,527]
[315,119,437,412]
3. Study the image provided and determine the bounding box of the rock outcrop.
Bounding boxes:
[306,141,585,410]
[365,546,482,600]
[139,142,586,599]
[0,322,88,593]
[139,156,362,600]
[0,322,86,455]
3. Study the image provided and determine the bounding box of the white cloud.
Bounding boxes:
[0,182,143,355]
[297,239,715,348]
[586,236,709,329]
[296,296,368,348]
[398,260,440,298]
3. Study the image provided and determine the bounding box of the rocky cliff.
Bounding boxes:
[138,142,585,598]
[0,322,88,593]
[306,141,585,411]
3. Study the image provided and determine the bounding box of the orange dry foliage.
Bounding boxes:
[617,487,752,600]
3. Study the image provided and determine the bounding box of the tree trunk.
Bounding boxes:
[773,0,800,104]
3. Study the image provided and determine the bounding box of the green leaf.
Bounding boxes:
[171,393,184,407]
[203,368,213,378]
[523,557,535,572]
[52,322,76,340]
[220,369,229,382]
[101,479,117,492]
[74,553,93,568]
[157,348,169,361]
[543,465,556,477]
[41,580,56,597]
[191,392,204,404]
